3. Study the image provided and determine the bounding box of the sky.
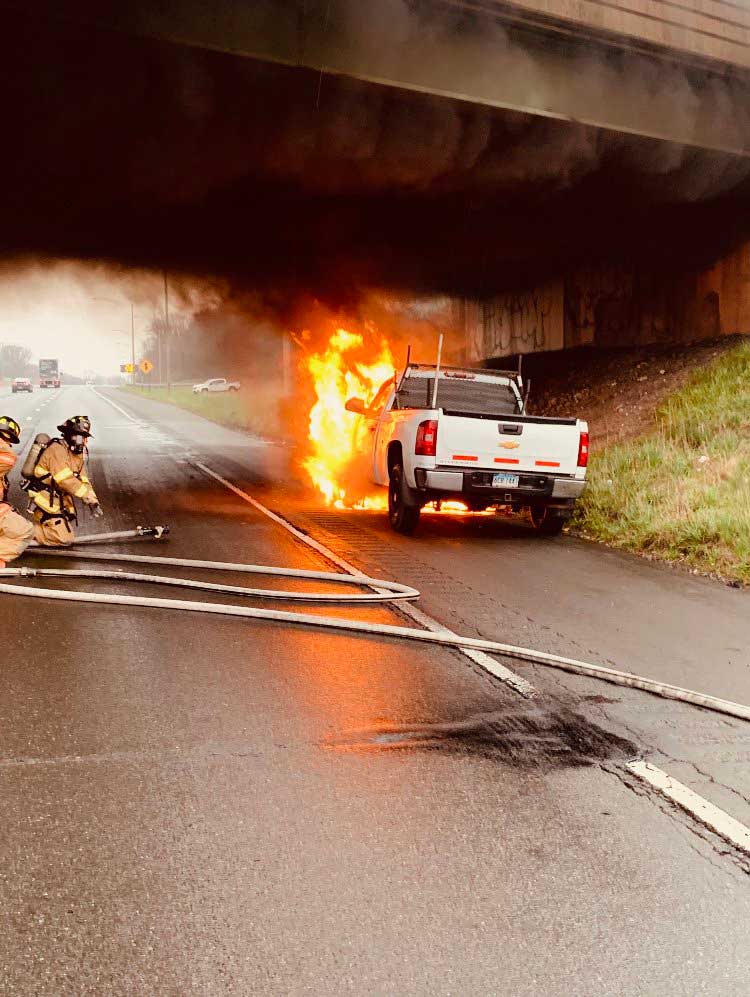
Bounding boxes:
[0,260,221,378]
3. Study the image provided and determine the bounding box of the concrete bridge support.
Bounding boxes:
[458,242,750,362]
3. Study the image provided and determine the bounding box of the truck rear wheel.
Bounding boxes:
[530,505,566,536]
[388,465,421,535]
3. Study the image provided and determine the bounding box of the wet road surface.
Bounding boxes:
[1,384,749,994]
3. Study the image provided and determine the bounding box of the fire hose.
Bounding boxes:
[1,528,749,724]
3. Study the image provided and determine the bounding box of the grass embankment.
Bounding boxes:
[120,385,282,438]
[574,341,750,584]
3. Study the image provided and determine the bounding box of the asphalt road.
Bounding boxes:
[1,384,749,995]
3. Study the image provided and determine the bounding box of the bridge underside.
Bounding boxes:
[3,2,750,350]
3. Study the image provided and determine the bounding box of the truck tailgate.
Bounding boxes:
[436,413,580,474]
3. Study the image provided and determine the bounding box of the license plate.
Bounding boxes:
[492,472,519,488]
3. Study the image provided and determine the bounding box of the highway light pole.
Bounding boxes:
[164,271,171,392]
[131,302,136,385]
[93,295,138,384]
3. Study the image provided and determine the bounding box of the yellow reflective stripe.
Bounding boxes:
[53,468,74,484]
[30,491,60,514]
[74,483,89,499]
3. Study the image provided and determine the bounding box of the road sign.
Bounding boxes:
[140,359,154,374]
[120,363,134,374]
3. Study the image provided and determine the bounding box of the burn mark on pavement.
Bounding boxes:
[327,705,636,768]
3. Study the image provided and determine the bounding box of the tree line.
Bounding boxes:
[0,343,35,381]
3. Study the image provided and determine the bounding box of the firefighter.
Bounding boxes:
[27,415,103,546]
[0,416,34,566]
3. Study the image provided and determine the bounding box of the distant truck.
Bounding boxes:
[39,358,61,389]
[346,361,589,536]
[192,377,241,394]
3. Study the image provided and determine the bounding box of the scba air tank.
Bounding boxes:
[21,434,51,479]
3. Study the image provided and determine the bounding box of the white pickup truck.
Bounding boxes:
[193,377,241,394]
[346,362,588,535]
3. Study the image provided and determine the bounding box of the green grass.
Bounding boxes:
[120,384,283,438]
[573,340,750,584]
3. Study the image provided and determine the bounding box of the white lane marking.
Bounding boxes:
[91,388,141,424]
[627,760,750,856]
[194,461,536,698]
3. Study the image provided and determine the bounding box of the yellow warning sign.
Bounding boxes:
[140,359,154,374]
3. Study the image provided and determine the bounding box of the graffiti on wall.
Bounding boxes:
[459,250,746,362]
[565,265,727,346]
[465,280,564,362]
[564,266,634,348]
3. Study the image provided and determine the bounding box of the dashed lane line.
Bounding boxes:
[627,760,750,858]
[193,461,536,699]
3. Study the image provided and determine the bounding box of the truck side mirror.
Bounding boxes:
[345,397,366,415]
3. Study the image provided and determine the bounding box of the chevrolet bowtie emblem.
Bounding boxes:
[499,440,521,449]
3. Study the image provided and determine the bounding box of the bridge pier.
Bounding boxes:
[457,241,750,363]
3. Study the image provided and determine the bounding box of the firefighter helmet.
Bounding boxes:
[57,415,93,438]
[0,415,21,445]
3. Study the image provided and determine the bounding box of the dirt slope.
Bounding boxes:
[525,335,748,449]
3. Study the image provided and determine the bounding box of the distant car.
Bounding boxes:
[192,377,241,394]
[11,377,33,393]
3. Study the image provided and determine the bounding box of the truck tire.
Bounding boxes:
[388,464,421,535]
[530,505,566,536]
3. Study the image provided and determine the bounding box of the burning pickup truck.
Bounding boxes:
[345,358,589,535]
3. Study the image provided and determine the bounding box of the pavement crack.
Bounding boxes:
[0,740,294,770]
[596,707,658,756]
[657,751,750,811]
[603,762,750,879]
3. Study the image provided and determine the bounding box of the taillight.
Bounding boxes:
[577,431,589,468]
[415,419,438,457]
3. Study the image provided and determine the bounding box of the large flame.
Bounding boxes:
[302,328,394,508]
[301,326,495,517]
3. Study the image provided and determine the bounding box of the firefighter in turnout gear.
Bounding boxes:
[28,415,103,546]
[0,416,34,566]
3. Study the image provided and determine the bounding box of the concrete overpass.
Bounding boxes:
[12,0,750,154]
[3,0,750,357]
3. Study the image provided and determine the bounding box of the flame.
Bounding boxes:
[301,326,501,517]
[302,327,394,508]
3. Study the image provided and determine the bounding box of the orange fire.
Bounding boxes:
[302,327,394,508]
[301,326,499,517]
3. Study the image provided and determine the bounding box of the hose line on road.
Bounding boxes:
[1,554,418,604]
[1,546,749,724]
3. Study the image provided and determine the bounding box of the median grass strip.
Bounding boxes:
[120,385,282,438]
[573,340,750,584]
